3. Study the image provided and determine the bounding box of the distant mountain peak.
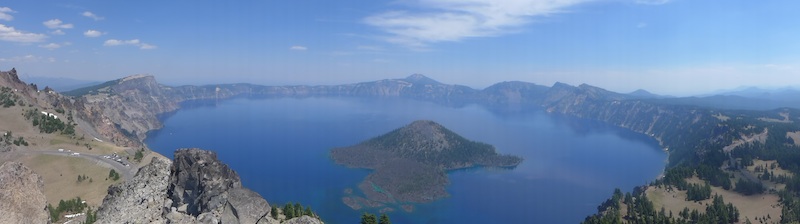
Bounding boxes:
[120,74,155,83]
[630,89,652,95]
[404,74,441,85]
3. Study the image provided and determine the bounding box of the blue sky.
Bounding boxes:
[1,0,799,95]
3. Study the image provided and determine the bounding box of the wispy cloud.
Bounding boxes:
[364,0,588,48]
[39,43,61,50]
[0,24,47,42]
[104,39,139,46]
[84,29,104,37]
[51,29,65,35]
[290,45,308,51]
[0,7,15,21]
[104,39,157,50]
[43,19,74,29]
[82,11,104,21]
[139,43,157,50]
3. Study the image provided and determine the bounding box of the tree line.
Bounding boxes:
[583,188,740,224]
[360,212,390,224]
[271,202,319,220]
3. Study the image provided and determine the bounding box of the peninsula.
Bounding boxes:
[331,120,522,211]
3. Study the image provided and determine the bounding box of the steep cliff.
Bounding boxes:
[542,83,722,166]
[69,75,180,146]
[96,156,172,223]
[95,148,321,224]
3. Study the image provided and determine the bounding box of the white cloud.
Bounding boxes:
[83,29,104,37]
[104,38,157,50]
[635,0,670,5]
[365,0,588,47]
[51,29,65,35]
[43,19,74,29]
[0,7,15,21]
[82,11,104,21]
[290,45,308,51]
[0,24,47,43]
[39,43,60,50]
[104,39,139,46]
[139,43,157,50]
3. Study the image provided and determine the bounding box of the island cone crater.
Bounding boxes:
[331,120,522,211]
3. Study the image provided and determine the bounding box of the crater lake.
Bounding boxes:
[145,97,666,223]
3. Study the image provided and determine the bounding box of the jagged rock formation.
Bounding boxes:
[0,162,49,224]
[96,148,322,224]
[165,148,247,222]
[96,156,172,223]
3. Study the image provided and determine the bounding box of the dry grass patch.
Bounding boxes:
[649,175,781,223]
[746,159,793,191]
[712,113,730,121]
[708,185,780,222]
[788,131,800,146]
[17,154,119,207]
[0,106,34,134]
[646,185,706,216]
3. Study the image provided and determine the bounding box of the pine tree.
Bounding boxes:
[283,203,294,219]
[361,212,377,224]
[271,205,278,219]
[379,213,391,224]
[294,202,302,217]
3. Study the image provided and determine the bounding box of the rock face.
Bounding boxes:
[95,148,310,224]
[167,149,242,216]
[96,156,172,223]
[0,162,49,224]
[71,75,180,147]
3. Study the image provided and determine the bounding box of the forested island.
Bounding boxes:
[331,120,522,212]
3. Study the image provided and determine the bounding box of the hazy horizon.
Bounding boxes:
[2,1,799,96]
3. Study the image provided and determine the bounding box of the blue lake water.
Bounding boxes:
[145,97,666,223]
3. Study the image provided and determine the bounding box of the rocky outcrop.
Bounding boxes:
[166,148,243,217]
[96,156,172,223]
[283,216,324,224]
[0,162,49,224]
[95,148,302,224]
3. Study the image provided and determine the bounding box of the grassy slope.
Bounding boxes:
[0,101,135,208]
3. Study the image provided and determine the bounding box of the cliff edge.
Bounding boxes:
[96,148,322,224]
